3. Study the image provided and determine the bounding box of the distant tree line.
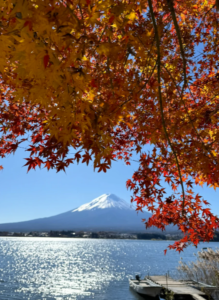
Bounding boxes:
[136,233,166,240]
[1,231,219,241]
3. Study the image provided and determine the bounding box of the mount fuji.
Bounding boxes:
[0,194,171,232]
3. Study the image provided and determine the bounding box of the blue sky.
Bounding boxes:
[0,145,219,223]
[0,147,136,223]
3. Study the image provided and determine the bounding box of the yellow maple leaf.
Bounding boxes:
[128,12,136,20]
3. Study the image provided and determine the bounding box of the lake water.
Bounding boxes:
[0,238,218,300]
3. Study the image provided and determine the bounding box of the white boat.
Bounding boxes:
[129,278,162,297]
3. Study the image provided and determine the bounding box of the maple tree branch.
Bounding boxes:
[66,5,81,28]
[163,62,217,165]
[159,11,219,165]
[118,60,157,110]
[195,4,216,34]
[148,0,185,213]
[78,4,86,36]
[107,57,115,97]
[137,59,158,94]
[138,35,156,82]
[186,88,218,164]
[164,63,219,165]
[110,41,158,113]
[167,0,187,97]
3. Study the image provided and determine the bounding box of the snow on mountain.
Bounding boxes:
[73,193,133,212]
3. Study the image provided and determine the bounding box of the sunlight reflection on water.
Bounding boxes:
[0,238,218,300]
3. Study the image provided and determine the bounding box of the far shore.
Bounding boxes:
[0,230,218,241]
[0,230,182,240]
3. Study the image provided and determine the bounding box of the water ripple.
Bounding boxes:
[0,238,217,299]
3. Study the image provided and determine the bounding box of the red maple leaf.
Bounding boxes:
[43,55,50,68]
[82,152,92,165]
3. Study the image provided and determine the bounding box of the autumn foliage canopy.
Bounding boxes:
[0,0,219,251]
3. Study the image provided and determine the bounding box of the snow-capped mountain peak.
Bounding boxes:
[72,193,133,212]
[0,193,177,233]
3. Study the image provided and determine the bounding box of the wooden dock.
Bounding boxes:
[149,276,207,300]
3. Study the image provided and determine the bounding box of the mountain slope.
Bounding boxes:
[0,194,175,232]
